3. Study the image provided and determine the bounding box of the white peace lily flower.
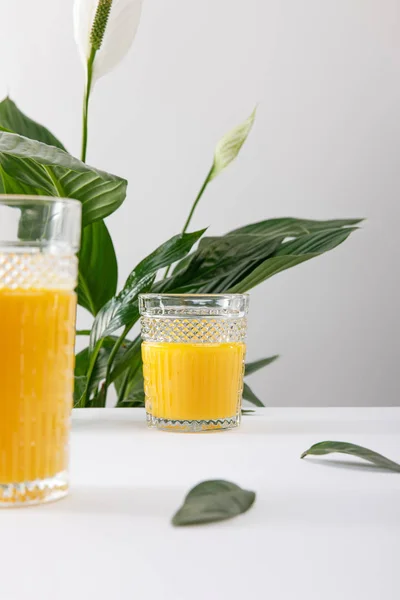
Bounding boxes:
[176,107,257,246]
[74,0,143,161]
[74,0,143,84]
[209,107,257,181]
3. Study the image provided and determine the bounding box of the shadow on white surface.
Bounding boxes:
[303,458,400,473]
[42,485,179,517]
[72,420,146,432]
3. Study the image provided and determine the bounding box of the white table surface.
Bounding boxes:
[1,408,399,600]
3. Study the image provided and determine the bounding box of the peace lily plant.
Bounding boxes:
[0,0,361,414]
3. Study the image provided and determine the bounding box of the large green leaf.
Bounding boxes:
[0,97,58,195]
[0,166,54,241]
[0,100,121,315]
[164,219,360,295]
[0,131,127,226]
[230,217,362,237]
[172,480,256,526]
[275,228,357,256]
[0,178,118,319]
[0,97,66,150]
[301,441,400,472]
[229,255,314,292]
[90,229,206,349]
[229,227,358,293]
[0,166,44,195]
[78,221,118,315]
[160,234,283,294]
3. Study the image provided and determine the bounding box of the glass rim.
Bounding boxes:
[139,293,249,318]
[140,293,249,300]
[0,195,81,208]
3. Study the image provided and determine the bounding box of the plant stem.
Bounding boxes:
[81,47,97,163]
[164,166,213,279]
[182,166,213,235]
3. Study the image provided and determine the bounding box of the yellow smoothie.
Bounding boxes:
[142,341,245,421]
[0,288,76,484]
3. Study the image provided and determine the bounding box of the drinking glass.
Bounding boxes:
[139,294,249,432]
[0,196,81,506]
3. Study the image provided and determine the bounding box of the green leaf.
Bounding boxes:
[90,229,206,349]
[301,441,400,472]
[229,217,363,237]
[245,355,279,376]
[165,219,360,296]
[0,154,56,194]
[117,379,145,407]
[111,336,145,406]
[241,409,255,415]
[110,335,142,383]
[172,480,256,526]
[74,347,90,377]
[75,337,130,404]
[209,108,256,181]
[275,228,357,256]
[229,227,358,293]
[242,382,265,407]
[0,131,127,226]
[91,384,108,408]
[78,221,118,315]
[161,234,282,294]
[0,97,66,150]
[1,169,117,318]
[0,100,121,317]
[0,167,51,240]
[229,255,315,292]
[0,165,45,195]
[74,376,87,408]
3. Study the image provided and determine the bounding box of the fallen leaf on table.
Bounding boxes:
[172,480,256,526]
[301,441,400,473]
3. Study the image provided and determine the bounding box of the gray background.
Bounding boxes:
[1,0,399,406]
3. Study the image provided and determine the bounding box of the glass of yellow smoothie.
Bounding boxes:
[139,293,249,432]
[0,196,81,506]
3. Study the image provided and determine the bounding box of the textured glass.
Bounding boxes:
[0,253,77,289]
[140,294,249,432]
[0,197,80,507]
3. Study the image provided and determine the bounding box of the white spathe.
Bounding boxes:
[73,0,143,83]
